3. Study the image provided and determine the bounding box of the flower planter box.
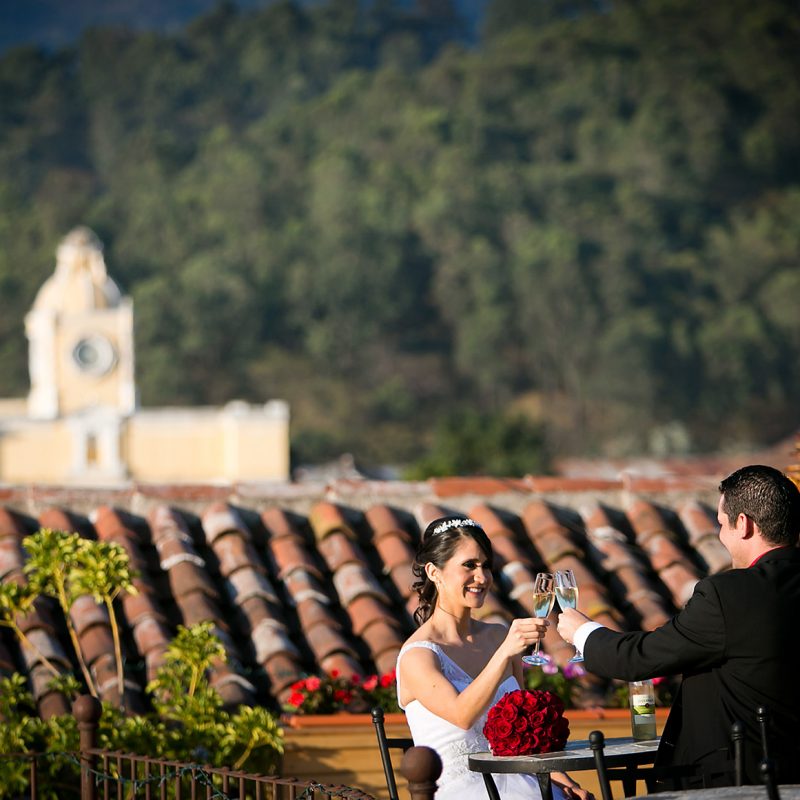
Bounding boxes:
[281,708,669,800]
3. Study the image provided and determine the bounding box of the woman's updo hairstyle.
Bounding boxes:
[411,515,494,626]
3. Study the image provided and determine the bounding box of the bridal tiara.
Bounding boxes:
[432,517,482,535]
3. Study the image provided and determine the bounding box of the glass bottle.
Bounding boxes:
[629,679,657,740]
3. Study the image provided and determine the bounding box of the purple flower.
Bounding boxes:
[563,662,586,680]
[541,655,559,676]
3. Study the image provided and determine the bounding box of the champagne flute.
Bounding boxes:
[555,569,584,663]
[521,572,554,666]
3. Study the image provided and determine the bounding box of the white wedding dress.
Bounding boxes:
[397,641,564,800]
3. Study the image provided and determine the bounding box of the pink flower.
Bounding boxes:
[362,675,379,692]
[563,662,586,680]
[305,676,321,691]
[541,656,559,676]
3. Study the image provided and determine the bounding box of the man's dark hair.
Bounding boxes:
[719,464,800,546]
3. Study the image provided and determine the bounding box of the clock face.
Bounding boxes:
[71,335,117,377]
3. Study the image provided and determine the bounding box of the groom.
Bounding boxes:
[558,464,800,787]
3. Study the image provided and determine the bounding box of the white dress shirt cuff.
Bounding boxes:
[574,621,604,655]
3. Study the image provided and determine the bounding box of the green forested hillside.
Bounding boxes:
[1,0,799,473]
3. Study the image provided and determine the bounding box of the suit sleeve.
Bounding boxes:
[584,577,727,681]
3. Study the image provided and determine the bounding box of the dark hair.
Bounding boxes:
[411,515,494,626]
[719,464,800,546]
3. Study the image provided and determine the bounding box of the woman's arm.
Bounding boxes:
[398,619,547,730]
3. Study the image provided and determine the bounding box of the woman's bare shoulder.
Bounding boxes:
[473,619,508,646]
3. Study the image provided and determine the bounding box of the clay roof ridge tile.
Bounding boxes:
[251,620,300,663]
[201,503,251,545]
[364,505,412,541]
[225,567,279,606]
[308,502,357,543]
[160,551,206,571]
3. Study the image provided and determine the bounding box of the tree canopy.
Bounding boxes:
[1,0,798,474]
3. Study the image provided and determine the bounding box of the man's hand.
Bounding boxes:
[557,608,591,644]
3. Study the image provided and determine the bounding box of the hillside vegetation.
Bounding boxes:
[1,0,798,473]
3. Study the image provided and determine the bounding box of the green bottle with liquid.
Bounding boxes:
[629,680,657,740]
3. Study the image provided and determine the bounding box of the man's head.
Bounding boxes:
[718,465,800,562]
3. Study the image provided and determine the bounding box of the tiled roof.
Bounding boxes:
[0,469,788,719]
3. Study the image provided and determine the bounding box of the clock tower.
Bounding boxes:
[26,227,135,420]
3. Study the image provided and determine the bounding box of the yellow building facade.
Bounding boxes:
[0,227,289,485]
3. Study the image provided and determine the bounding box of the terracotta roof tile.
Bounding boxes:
[319,652,362,679]
[131,614,171,657]
[225,567,279,606]
[209,664,256,708]
[308,502,358,543]
[678,500,731,574]
[0,536,24,580]
[305,623,359,664]
[200,503,251,545]
[364,505,412,542]
[20,627,72,671]
[38,507,95,539]
[317,531,365,572]
[296,597,340,633]
[263,652,304,700]
[0,470,744,711]
[69,595,110,637]
[372,531,414,573]
[348,594,402,637]
[260,507,306,541]
[269,536,323,579]
[283,568,330,605]
[78,623,115,666]
[331,562,391,608]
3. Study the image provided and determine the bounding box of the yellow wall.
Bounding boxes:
[126,405,289,483]
[0,404,290,485]
[0,420,74,483]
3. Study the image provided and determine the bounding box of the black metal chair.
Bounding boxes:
[756,705,783,800]
[589,722,745,798]
[372,706,414,800]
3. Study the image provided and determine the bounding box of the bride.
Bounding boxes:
[396,515,593,800]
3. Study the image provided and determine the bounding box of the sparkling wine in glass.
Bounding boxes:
[522,572,554,666]
[555,569,584,663]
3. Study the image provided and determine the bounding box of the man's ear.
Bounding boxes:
[738,513,756,539]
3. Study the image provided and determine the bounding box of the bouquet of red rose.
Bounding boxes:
[483,689,569,756]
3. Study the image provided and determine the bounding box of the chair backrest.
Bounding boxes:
[372,706,414,800]
[588,731,614,800]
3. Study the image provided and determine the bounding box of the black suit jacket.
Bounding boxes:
[584,546,800,786]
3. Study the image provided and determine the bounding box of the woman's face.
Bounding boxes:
[432,535,493,611]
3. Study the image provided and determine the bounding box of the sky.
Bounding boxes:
[0,0,268,53]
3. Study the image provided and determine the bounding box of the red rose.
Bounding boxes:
[483,688,569,756]
[513,716,529,733]
[501,703,518,721]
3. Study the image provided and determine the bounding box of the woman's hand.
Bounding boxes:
[552,772,596,800]
[497,617,549,660]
